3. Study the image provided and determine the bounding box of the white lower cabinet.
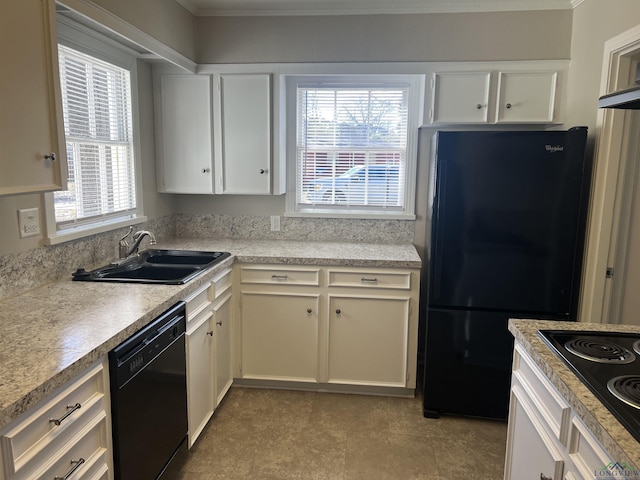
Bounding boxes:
[236,264,419,393]
[327,295,409,386]
[186,307,215,448]
[505,343,615,480]
[0,359,113,480]
[241,291,320,382]
[213,275,234,406]
[185,268,234,447]
[506,384,564,480]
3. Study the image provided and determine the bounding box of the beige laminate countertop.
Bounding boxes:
[0,239,421,429]
[509,319,640,469]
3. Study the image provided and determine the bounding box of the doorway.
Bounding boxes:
[581,25,640,325]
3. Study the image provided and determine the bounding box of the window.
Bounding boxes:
[44,18,145,245]
[54,44,136,230]
[286,75,423,218]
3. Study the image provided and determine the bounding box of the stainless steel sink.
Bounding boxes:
[72,249,231,284]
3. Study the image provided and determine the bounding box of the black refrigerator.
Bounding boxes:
[422,127,592,420]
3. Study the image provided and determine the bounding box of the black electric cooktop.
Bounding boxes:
[538,330,640,443]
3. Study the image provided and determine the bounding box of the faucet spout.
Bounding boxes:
[126,230,157,257]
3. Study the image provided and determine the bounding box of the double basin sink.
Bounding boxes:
[72,249,231,284]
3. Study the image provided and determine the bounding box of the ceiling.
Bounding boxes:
[176,0,583,16]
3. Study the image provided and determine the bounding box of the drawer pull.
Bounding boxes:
[540,474,552,480]
[216,320,223,326]
[49,403,82,426]
[361,277,378,283]
[271,274,288,280]
[307,308,312,314]
[207,331,214,336]
[335,309,341,315]
[54,458,85,480]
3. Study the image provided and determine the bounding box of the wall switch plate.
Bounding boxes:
[270,215,281,232]
[18,208,40,238]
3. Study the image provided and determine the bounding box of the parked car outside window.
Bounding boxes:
[302,165,401,205]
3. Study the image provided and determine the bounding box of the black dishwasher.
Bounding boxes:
[109,301,188,480]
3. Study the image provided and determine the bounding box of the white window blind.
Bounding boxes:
[297,84,409,211]
[54,44,136,229]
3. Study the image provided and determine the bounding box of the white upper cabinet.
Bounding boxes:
[214,74,272,194]
[431,72,491,124]
[154,67,284,196]
[156,74,214,194]
[0,0,67,196]
[495,71,557,123]
[428,63,565,125]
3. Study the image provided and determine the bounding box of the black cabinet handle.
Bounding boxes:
[54,458,85,480]
[49,403,81,426]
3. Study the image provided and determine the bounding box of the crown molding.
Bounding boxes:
[177,0,575,17]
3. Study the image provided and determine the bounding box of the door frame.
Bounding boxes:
[580,24,640,324]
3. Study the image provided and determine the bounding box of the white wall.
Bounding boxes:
[90,0,197,61]
[196,10,572,64]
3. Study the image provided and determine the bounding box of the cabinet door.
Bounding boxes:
[0,0,66,195]
[214,74,271,194]
[327,295,409,386]
[241,291,319,382]
[158,74,214,193]
[186,311,215,448]
[214,292,233,406]
[496,71,557,123]
[505,385,564,480]
[430,72,491,124]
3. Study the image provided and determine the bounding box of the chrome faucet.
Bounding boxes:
[126,230,157,257]
[118,227,156,259]
[118,226,134,259]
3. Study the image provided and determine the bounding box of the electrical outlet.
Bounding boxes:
[18,208,40,238]
[270,215,281,232]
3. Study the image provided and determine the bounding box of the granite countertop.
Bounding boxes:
[0,239,421,429]
[509,319,640,469]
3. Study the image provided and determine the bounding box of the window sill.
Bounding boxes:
[285,211,416,220]
[45,215,148,246]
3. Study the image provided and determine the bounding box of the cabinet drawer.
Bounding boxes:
[212,268,232,299]
[185,282,212,319]
[327,270,411,290]
[513,344,570,444]
[0,362,107,479]
[567,415,611,479]
[34,412,110,480]
[240,266,320,286]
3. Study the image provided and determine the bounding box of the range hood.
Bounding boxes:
[598,85,640,109]
[599,64,640,109]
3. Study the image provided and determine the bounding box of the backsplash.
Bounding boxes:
[175,214,415,243]
[0,214,415,300]
[0,216,175,301]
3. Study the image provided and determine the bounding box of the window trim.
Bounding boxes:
[44,15,145,245]
[284,74,423,219]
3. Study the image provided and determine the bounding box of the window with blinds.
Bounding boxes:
[54,44,136,229]
[296,84,409,212]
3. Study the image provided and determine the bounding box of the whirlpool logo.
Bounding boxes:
[594,462,640,479]
[545,144,565,153]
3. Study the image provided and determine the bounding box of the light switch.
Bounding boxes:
[18,208,40,238]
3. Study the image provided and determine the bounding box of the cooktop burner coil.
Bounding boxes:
[607,375,640,409]
[564,338,636,364]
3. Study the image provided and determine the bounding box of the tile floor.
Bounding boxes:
[177,387,508,480]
